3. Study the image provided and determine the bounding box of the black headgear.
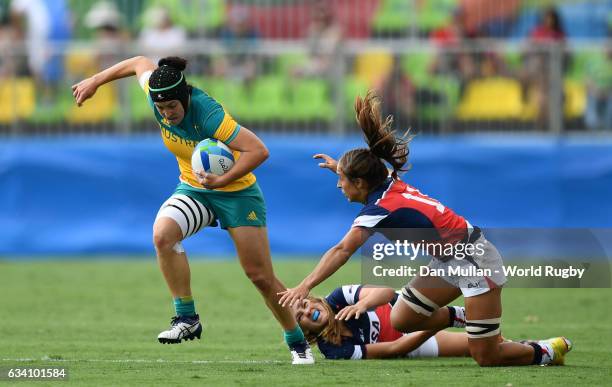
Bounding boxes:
[148,65,190,113]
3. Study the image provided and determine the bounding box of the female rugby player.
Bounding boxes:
[72,56,314,364]
[279,91,572,367]
[293,284,470,360]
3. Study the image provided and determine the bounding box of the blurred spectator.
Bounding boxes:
[85,1,127,71]
[460,0,520,38]
[478,52,506,79]
[584,49,612,130]
[430,8,478,93]
[0,10,18,78]
[0,30,7,76]
[139,6,187,64]
[115,0,145,37]
[291,0,342,78]
[530,7,566,42]
[376,58,417,131]
[10,0,71,105]
[521,6,569,128]
[212,6,259,85]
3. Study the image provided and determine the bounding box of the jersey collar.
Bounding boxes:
[365,178,394,206]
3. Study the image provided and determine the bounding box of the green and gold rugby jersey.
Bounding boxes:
[140,71,256,192]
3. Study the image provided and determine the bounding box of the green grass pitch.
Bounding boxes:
[1,259,611,386]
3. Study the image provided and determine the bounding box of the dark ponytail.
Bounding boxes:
[339,90,411,190]
[158,56,188,71]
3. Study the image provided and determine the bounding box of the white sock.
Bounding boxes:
[538,341,554,365]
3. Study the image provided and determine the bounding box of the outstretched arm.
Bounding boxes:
[72,56,156,106]
[278,227,370,307]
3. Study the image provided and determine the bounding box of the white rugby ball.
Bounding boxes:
[191,139,235,176]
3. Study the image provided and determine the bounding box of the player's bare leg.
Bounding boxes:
[229,226,297,328]
[434,331,471,357]
[391,275,462,333]
[465,288,534,367]
[153,217,201,344]
[229,226,314,364]
[153,217,192,297]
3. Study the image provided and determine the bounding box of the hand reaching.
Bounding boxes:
[313,153,338,174]
[335,303,367,320]
[277,284,310,308]
[71,77,100,107]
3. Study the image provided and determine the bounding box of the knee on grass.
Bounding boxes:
[470,347,501,367]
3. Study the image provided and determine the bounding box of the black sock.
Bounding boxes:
[447,306,456,327]
[529,342,542,365]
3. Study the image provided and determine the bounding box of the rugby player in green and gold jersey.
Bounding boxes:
[72,56,314,364]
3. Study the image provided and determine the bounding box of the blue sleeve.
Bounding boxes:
[325,285,363,312]
[377,208,435,229]
[317,338,367,360]
[357,203,389,218]
[352,204,389,229]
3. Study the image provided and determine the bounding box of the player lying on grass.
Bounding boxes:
[72,56,314,364]
[293,284,471,360]
[280,90,572,366]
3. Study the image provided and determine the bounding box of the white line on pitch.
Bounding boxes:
[2,358,284,365]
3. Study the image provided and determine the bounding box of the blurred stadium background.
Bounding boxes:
[1,0,611,134]
[0,0,611,256]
